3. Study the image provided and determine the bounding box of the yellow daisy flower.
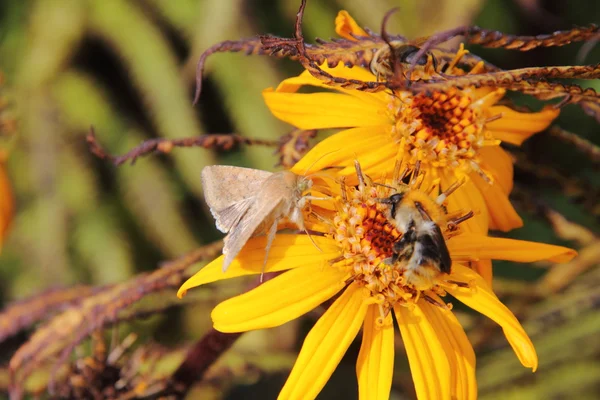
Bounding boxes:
[179,166,575,400]
[262,12,559,236]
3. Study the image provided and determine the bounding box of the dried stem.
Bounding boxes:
[87,127,279,166]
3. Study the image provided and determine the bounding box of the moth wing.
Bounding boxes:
[201,165,272,212]
[221,196,285,272]
[210,197,255,233]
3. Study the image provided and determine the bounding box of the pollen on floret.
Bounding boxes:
[325,170,469,319]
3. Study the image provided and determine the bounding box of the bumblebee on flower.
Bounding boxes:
[179,160,575,400]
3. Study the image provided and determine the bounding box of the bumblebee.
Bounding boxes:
[379,188,451,291]
[370,43,440,82]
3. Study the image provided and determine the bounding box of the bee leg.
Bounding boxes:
[261,218,280,282]
[414,201,433,221]
[446,210,474,231]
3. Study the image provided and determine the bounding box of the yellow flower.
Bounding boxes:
[0,157,13,252]
[262,13,559,237]
[179,167,575,400]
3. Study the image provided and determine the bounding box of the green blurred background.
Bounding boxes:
[0,0,599,398]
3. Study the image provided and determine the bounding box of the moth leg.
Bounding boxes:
[261,218,280,282]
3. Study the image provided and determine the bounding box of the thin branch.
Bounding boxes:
[86,127,280,166]
[548,126,600,166]
[169,329,242,395]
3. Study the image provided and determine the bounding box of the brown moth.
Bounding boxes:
[201,165,313,272]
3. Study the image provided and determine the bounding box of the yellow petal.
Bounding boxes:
[470,171,523,232]
[473,259,493,287]
[291,126,390,175]
[274,66,389,105]
[356,307,394,400]
[487,105,559,146]
[395,304,451,400]
[0,162,14,249]
[263,89,390,130]
[335,10,368,40]
[212,263,347,332]
[479,146,513,194]
[440,170,489,235]
[177,235,338,298]
[279,284,370,400]
[448,233,577,263]
[447,264,538,370]
[421,300,477,400]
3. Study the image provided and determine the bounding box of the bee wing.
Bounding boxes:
[221,196,285,272]
[201,165,272,211]
[201,166,272,233]
[432,224,452,273]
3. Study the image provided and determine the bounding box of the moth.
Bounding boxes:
[201,165,314,272]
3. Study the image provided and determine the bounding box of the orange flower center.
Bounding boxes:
[328,177,455,319]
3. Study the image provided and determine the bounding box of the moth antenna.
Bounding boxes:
[304,228,323,253]
[260,218,280,282]
[302,149,342,176]
[436,178,466,204]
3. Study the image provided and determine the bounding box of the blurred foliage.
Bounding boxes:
[0,0,599,398]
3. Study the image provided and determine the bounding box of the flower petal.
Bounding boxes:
[263,89,390,130]
[212,263,347,332]
[479,146,514,195]
[448,234,577,263]
[279,284,370,400]
[273,66,390,105]
[473,259,493,287]
[291,126,390,175]
[356,307,394,400]
[487,105,559,146]
[335,10,368,40]
[440,170,489,235]
[470,171,523,232]
[447,264,538,370]
[177,235,338,298]
[421,300,477,400]
[395,304,452,400]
